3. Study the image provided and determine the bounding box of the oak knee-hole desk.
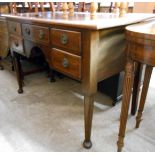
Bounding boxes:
[3,12,155,148]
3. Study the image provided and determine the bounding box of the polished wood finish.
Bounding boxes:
[3,12,155,149]
[117,58,134,152]
[51,28,81,55]
[4,12,155,30]
[117,20,155,151]
[22,24,50,45]
[82,30,99,148]
[51,48,81,80]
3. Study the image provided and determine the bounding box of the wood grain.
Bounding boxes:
[51,28,81,55]
[51,48,81,80]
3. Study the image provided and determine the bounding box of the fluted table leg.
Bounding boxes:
[117,58,134,152]
[136,65,153,128]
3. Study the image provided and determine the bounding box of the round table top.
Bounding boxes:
[126,19,155,40]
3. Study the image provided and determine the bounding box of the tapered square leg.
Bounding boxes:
[83,95,94,149]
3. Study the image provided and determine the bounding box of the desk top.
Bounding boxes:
[3,12,155,30]
[126,20,155,41]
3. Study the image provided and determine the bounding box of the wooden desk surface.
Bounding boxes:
[126,20,155,38]
[3,12,155,30]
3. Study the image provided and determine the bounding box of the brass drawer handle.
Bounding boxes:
[60,33,68,45]
[62,58,69,68]
[25,27,30,35]
[39,30,45,39]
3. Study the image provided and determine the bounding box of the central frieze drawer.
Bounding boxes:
[51,48,81,80]
[22,24,49,45]
[10,36,24,55]
[51,28,81,55]
[8,21,21,36]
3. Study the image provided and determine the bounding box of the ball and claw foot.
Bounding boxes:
[0,65,4,70]
[18,88,23,94]
[83,140,92,149]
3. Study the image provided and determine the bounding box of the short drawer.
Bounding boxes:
[51,28,81,55]
[22,24,49,45]
[51,48,81,80]
[10,36,24,55]
[8,21,21,35]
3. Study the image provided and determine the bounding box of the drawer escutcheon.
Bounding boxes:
[62,58,69,68]
[60,33,68,45]
[39,30,45,39]
[25,27,30,35]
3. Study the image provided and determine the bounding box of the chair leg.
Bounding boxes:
[13,52,23,94]
[135,65,153,128]
[117,59,134,152]
[131,63,143,115]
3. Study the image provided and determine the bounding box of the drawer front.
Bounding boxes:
[22,24,49,45]
[10,36,24,55]
[51,28,81,55]
[8,21,21,35]
[51,48,81,80]
[0,21,8,34]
